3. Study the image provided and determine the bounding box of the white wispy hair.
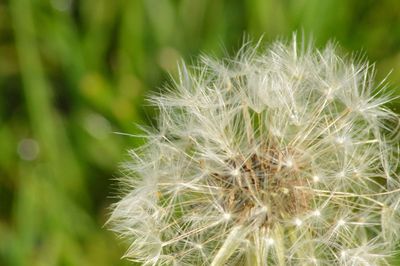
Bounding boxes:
[109,37,400,265]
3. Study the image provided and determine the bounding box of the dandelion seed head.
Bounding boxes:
[109,36,400,265]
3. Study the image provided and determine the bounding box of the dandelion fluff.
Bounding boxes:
[109,38,400,265]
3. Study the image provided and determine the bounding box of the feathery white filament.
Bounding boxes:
[109,37,400,265]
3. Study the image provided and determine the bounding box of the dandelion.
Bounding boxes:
[109,37,400,265]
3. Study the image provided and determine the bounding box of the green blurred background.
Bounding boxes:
[1,0,400,265]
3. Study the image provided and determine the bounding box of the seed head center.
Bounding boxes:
[213,147,311,228]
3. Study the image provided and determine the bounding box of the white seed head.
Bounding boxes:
[109,37,400,265]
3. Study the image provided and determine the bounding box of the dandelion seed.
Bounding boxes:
[337,171,346,179]
[284,158,294,168]
[312,209,321,217]
[294,218,303,227]
[337,219,346,226]
[312,175,320,183]
[265,237,275,246]
[223,212,231,221]
[335,136,347,145]
[230,168,240,177]
[109,36,400,265]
